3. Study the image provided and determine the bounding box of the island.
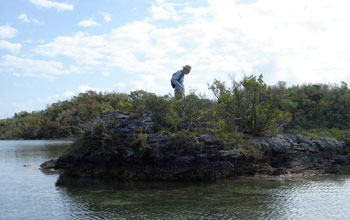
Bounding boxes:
[41,109,350,181]
[1,74,348,181]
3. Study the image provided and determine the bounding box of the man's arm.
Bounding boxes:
[171,70,183,88]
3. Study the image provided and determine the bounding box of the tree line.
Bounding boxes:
[1,75,350,140]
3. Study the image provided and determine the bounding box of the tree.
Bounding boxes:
[210,75,291,135]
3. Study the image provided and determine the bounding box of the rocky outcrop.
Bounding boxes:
[42,111,350,181]
[253,134,350,175]
[40,159,61,174]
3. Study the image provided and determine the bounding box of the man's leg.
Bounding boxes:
[174,87,184,100]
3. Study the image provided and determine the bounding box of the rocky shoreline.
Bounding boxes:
[41,111,350,181]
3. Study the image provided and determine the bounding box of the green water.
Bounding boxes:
[1,140,350,220]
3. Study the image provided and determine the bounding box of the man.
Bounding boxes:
[171,65,191,99]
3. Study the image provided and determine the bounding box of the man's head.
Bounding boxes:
[183,65,191,75]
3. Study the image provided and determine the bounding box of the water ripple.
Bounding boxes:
[1,141,350,220]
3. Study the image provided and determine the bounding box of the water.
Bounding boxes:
[1,141,350,220]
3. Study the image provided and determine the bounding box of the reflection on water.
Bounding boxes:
[0,140,72,220]
[1,140,70,162]
[55,176,350,220]
[1,140,350,220]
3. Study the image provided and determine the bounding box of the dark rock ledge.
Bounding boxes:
[41,111,350,181]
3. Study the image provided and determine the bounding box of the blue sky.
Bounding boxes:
[1,0,350,119]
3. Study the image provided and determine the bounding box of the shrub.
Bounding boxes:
[209,75,291,135]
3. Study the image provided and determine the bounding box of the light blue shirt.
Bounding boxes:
[171,70,185,93]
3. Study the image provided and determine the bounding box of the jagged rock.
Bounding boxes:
[197,134,213,144]
[40,159,57,169]
[40,159,61,174]
[266,136,291,154]
[41,111,350,181]
[314,138,342,152]
[296,135,314,146]
[217,149,243,158]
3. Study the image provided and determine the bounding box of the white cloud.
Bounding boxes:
[102,71,110,76]
[18,13,30,23]
[179,0,350,86]
[69,65,82,73]
[149,0,181,21]
[131,74,158,92]
[114,82,127,92]
[33,0,350,95]
[18,13,44,24]
[56,85,112,102]
[100,12,111,23]
[36,32,105,65]
[5,0,350,118]
[0,25,17,39]
[12,72,56,79]
[50,89,76,101]
[63,90,76,97]
[78,85,111,93]
[32,18,43,24]
[0,40,22,53]
[78,18,100,27]
[29,0,74,11]
[0,55,69,79]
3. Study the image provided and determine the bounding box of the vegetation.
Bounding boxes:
[209,75,291,135]
[1,75,350,143]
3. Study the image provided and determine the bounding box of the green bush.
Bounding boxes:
[2,74,350,141]
[209,75,291,135]
[169,130,201,154]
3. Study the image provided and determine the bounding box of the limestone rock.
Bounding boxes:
[41,111,350,181]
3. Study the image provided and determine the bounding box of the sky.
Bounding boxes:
[1,0,350,119]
